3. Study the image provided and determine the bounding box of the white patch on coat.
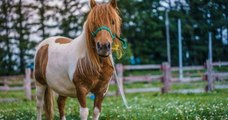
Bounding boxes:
[80,106,89,120]
[61,115,66,120]
[93,107,100,120]
[34,23,87,98]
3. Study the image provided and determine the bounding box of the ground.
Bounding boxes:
[0,82,228,120]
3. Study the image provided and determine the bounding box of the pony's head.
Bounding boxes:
[86,0,122,57]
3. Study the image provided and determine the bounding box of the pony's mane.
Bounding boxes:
[76,3,122,77]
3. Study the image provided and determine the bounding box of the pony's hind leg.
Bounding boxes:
[36,83,46,120]
[57,95,67,120]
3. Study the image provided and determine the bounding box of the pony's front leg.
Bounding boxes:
[76,87,89,120]
[93,94,104,120]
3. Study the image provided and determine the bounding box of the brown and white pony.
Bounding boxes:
[34,0,122,120]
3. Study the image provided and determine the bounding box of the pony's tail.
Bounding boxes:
[44,87,54,120]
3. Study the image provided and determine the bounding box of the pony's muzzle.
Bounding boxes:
[96,42,111,50]
[96,41,111,57]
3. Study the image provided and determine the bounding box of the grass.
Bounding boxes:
[0,67,227,120]
[0,87,228,120]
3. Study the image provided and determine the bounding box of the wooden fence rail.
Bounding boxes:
[0,60,228,100]
[124,64,161,70]
[204,60,228,91]
[213,61,228,66]
[114,60,228,94]
[0,75,24,91]
[114,62,171,94]
[0,69,33,100]
[171,66,204,71]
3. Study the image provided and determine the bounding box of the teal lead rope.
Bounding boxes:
[115,35,127,49]
[91,26,127,49]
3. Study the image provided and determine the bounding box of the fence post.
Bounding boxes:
[205,60,214,92]
[3,77,9,91]
[24,68,32,100]
[161,62,171,93]
[116,64,124,95]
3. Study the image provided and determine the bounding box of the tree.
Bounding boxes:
[13,0,36,73]
[118,0,228,65]
[0,0,16,75]
[59,0,87,38]
[188,0,228,64]
[118,0,166,64]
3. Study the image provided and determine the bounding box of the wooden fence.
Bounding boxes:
[204,60,228,91]
[0,60,228,100]
[112,60,228,94]
[109,62,171,94]
[0,68,34,100]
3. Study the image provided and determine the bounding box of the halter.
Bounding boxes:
[91,26,127,49]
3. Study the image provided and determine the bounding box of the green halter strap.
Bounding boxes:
[91,26,116,39]
[91,26,127,49]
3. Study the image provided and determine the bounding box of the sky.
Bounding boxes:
[27,0,106,43]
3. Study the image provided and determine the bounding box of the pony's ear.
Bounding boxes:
[110,0,117,8]
[90,0,96,8]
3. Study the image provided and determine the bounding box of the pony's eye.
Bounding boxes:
[112,20,115,25]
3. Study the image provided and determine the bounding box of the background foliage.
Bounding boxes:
[0,0,227,75]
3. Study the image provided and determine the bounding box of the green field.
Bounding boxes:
[0,84,228,120]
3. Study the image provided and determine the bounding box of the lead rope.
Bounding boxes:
[110,54,129,109]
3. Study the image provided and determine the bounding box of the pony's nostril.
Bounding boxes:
[97,42,101,49]
[107,42,111,50]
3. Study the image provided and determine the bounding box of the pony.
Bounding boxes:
[34,0,123,120]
